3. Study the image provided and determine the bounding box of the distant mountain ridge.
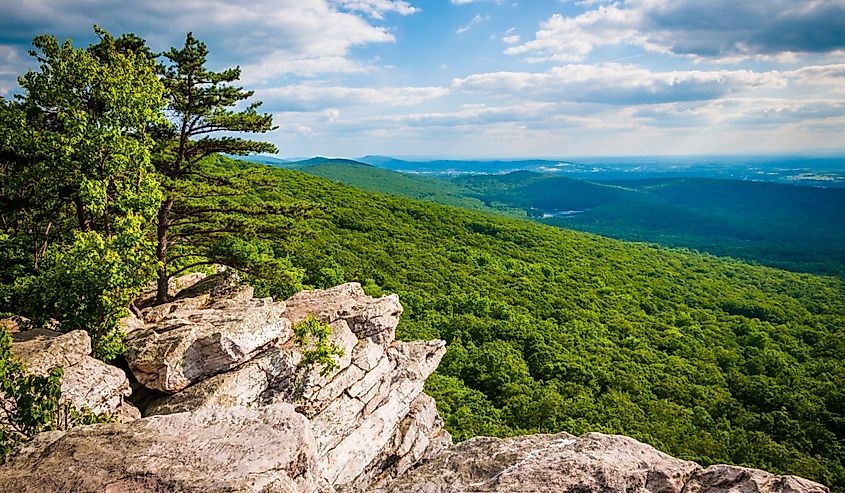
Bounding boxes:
[250,156,845,277]
[355,155,845,187]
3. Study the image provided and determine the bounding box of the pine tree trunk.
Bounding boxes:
[155,197,174,304]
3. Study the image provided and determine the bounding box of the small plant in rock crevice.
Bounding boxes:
[293,315,344,378]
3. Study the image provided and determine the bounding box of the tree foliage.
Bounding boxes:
[0,28,165,359]
[12,218,156,361]
[293,315,345,377]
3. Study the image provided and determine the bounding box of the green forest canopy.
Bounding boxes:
[211,156,844,491]
[281,159,845,278]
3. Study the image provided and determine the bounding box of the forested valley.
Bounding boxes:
[207,155,845,490]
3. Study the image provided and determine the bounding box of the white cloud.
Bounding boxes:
[628,97,845,128]
[0,0,399,83]
[454,64,787,104]
[505,6,644,62]
[510,0,845,62]
[502,34,520,44]
[258,84,449,111]
[457,14,489,34]
[331,0,420,19]
[0,45,29,96]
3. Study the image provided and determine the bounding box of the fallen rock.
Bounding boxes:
[379,432,829,493]
[285,283,402,345]
[9,328,132,416]
[124,295,291,393]
[0,403,330,493]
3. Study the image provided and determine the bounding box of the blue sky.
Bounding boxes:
[1,0,845,158]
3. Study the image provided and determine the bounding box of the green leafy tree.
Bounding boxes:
[13,218,156,360]
[152,33,310,303]
[0,28,165,358]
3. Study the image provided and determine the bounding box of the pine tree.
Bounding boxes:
[153,33,310,303]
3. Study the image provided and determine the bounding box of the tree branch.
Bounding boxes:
[170,260,218,277]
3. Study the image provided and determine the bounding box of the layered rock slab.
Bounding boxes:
[0,403,329,493]
[379,432,829,493]
[144,345,303,415]
[344,393,452,492]
[8,327,133,416]
[124,294,291,393]
[313,340,446,488]
[285,283,402,345]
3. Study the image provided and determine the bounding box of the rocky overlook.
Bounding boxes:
[0,272,831,493]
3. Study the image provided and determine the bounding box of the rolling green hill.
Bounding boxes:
[283,158,501,213]
[212,156,845,490]
[454,170,651,211]
[549,177,845,277]
[280,161,845,277]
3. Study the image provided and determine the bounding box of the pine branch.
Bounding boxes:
[169,260,218,277]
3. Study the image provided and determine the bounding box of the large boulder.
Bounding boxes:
[124,273,292,393]
[8,327,133,416]
[379,432,829,493]
[285,283,402,345]
[0,403,330,493]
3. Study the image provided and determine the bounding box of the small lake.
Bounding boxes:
[542,210,585,218]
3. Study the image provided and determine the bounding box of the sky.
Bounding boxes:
[1,0,845,158]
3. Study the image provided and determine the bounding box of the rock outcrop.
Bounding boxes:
[379,432,830,493]
[284,283,403,345]
[0,272,451,492]
[129,273,449,492]
[0,403,327,493]
[124,272,292,393]
[0,274,830,493]
[6,326,134,417]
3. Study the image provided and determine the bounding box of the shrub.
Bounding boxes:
[293,315,344,377]
[0,327,111,460]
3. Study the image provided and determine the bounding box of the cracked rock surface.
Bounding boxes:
[124,272,292,393]
[0,403,328,493]
[377,432,830,493]
[4,325,134,417]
